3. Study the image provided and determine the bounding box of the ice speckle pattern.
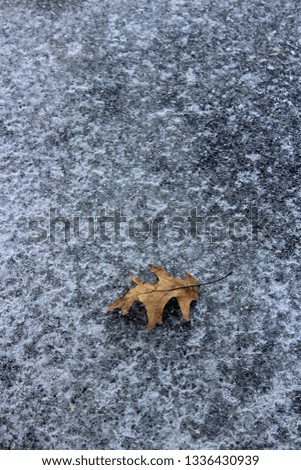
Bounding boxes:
[1,0,301,449]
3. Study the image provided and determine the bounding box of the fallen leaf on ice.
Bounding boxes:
[108,265,200,331]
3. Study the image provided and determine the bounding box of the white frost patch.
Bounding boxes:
[245,153,261,163]
[67,42,82,56]
[240,72,262,89]
[186,67,197,84]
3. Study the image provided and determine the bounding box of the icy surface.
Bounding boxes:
[1,0,301,449]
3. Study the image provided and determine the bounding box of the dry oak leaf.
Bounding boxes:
[108,264,200,331]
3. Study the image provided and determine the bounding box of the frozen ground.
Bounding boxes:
[1,0,301,450]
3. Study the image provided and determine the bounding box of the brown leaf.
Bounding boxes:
[108,264,200,331]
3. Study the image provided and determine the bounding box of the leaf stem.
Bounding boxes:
[137,271,233,294]
[198,271,233,286]
[165,271,233,291]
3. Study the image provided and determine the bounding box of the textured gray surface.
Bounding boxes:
[1,0,301,450]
